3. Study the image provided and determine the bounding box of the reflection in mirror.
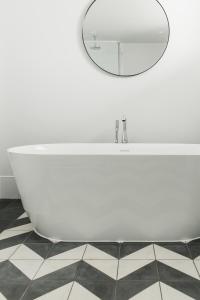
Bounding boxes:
[82,0,170,76]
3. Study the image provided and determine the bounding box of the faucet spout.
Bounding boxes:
[121,116,128,143]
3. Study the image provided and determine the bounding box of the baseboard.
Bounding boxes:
[0,176,20,199]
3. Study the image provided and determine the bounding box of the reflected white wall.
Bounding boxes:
[85,41,166,76]
[85,41,119,74]
[120,43,166,75]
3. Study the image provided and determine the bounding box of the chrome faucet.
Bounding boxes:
[121,115,128,143]
[114,116,128,143]
[114,120,119,143]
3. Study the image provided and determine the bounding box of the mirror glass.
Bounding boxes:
[82,0,170,76]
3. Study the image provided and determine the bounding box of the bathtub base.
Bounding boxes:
[34,226,200,243]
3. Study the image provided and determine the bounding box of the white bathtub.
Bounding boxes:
[8,143,200,242]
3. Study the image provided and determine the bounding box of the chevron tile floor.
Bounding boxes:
[0,200,200,299]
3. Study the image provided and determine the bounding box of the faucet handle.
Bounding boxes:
[115,119,119,129]
[114,120,119,143]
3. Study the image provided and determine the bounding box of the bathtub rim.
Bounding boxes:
[7,142,200,156]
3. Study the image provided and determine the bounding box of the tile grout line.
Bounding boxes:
[153,243,158,260]
[158,281,164,300]
[31,240,59,280]
[31,259,45,280]
[67,243,88,300]
[185,243,194,260]
[44,242,54,260]
[19,240,55,298]
[114,243,121,300]
[153,243,164,300]
[30,260,44,280]
[22,230,33,244]
[193,260,200,279]
[82,244,88,260]
[66,281,75,300]
[8,243,22,260]
[186,244,200,279]
[19,272,34,300]
[19,284,31,300]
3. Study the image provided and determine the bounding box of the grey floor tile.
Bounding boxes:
[6,200,24,210]
[116,280,158,300]
[188,238,200,246]
[89,242,120,259]
[77,260,116,282]
[25,232,52,244]
[22,280,69,300]
[0,231,32,251]
[0,219,13,231]
[76,279,116,300]
[0,260,30,282]
[0,199,12,210]
[47,242,85,258]
[155,242,191,259]
[8,217,31,229]
[120,242,151,259]
[0,260,30,299]
[76,261,116,299]
[119,260,159,281]
[0,207,24,221]
[24,243,53,259]
[34,260,79,281]
[157,260,198,281]
[188,244,200,259]
[0,281,29,300]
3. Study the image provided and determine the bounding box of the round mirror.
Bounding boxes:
[82,0,170,76]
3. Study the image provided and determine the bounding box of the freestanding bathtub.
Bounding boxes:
[8,143,200,242]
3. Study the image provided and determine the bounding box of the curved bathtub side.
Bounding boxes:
[8,151,200,242]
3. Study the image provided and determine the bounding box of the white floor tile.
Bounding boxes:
[10,259,43,279]
[194,260,200,276]
[7,223,33,232]
[34,260,78,279]
[69,282,100,300]
[18,212,28,219]
[0,230,30,240]
[83,245,116,260]
[194,255,200,261]
[85,259,118,279]
[160,282,194,300]
[154,245,189,260]
[159,260,199,279]
[118,260,154,280]
[10,244,43,260]
[0,245,20,260]
[130,282,162,300]
[0,292,7,300]
[49,245,86,260]
[122,245,155,260]
[35,283,73,300]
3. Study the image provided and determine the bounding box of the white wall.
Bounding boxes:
[0,0,200,196]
